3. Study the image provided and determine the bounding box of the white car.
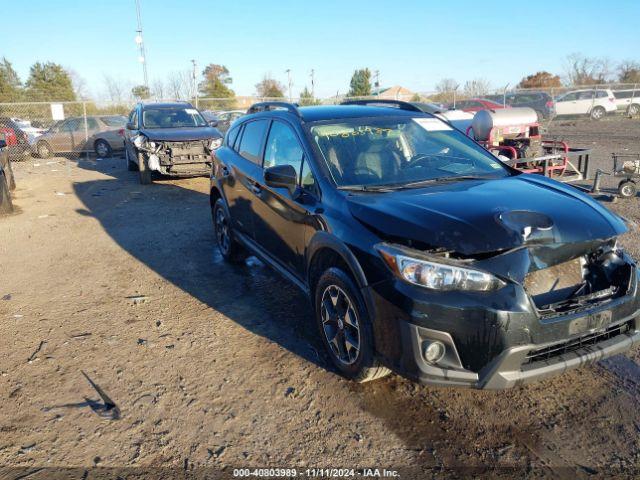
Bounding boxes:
[554,89,617,120]
[612,89,640,116]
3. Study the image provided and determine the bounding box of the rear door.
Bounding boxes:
[72,117,100,152]
[575,91,595,114]
[222,118,270,240]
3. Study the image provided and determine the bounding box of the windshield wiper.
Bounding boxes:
[337,184,398,192]
[400,175,495,189]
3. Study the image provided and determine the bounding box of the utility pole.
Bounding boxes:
[191,59,198,108]
[285,69,292,102]
[134,0,148,89]
[310,69,315,98]
[374,70,380,95]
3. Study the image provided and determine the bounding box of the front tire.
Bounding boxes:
[315,268,390,383]
[138,153,152,185]
[212,198,246,262]
[628,104,639,117]
[36,141,52,159]
[590,106,606,120]
[126,148,138,171]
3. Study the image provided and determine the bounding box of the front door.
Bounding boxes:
[252,120,312,276]
[555,92,579,115]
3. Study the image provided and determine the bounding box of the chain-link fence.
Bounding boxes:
[1,83,638,160]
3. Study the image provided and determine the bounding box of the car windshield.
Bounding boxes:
[309,116,510,189]
[142,107,207,128]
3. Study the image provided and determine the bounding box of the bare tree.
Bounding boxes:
[151,78,165,100]
[67,68,89,100]
[166,70,191,100]
[103,75,131,103]
[430,78,459,103]
[618,60,640,83]
[564,53,612,85]
[463,78,491,97]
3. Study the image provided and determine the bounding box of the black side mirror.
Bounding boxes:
[264,164,297,194]
[208,119,219,127]
[126,122,136,130]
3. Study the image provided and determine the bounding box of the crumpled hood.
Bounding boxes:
[347,175,627,256]
[140,126,222,142]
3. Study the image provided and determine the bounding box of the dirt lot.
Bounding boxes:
[1,117,640,479]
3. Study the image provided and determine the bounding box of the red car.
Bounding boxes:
[448,98,510,113]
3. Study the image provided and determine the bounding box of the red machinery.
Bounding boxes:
[466,108,591,182]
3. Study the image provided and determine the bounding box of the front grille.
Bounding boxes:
[523,320,634,366]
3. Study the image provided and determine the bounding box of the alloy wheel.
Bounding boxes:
[215,207,230,255]
[320,285,361,365]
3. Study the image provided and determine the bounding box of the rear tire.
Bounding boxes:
[590,106,606,120]
[94,139,112,158]
[212,198,246,262]
[618,180,637,198]
[138,153,152,185]
[314,267,391,383]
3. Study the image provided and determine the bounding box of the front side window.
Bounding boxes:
[238,119,269,164]
[263,121,304,177]
[310,116,510,188]
[142,107,207,128]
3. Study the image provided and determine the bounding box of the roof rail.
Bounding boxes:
[246,101,301,117]
[340,99,423,112]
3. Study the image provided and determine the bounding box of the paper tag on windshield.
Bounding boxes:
[413,118,452,131]
[185,108,199,115]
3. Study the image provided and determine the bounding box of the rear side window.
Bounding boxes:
[86,118,99,130]
[238,120,269,164]
[596,91,607,98]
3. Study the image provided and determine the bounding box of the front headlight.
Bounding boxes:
[209,138,223,150]
[133,134,147,149]
[377,244,505,292]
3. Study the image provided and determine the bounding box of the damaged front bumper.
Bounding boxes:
[139,140,214,177]
[366,250,640,389]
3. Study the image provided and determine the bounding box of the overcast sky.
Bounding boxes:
[2,0,639,99]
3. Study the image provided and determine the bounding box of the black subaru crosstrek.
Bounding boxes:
[209,101,640,389]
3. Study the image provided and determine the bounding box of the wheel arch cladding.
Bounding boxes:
[307,232,369,294]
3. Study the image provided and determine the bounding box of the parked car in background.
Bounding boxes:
[10,118,47,144]
[554,89,617,120]
[34,115,127,158]
[213,110,245,133]
[612,89,640,116]
[504,92,555,119]
[448,98,509,112]
[210,101,640,389]
[124,102,222,184]
[0,117,30,161]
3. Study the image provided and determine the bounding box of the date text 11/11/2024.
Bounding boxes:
[232,468,400,477]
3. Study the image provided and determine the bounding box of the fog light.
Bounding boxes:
[423,340,445,364]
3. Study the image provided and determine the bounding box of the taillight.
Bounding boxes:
[609,97,615,102]
[117,128,124,137]
[546,101,554,107]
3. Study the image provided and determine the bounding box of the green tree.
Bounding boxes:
[348,68,372,97]
[131,85,151,100]
[199,64,235,98]
[255,74,285,98]
[25,62,75,101]
[0,57,22,102]
[517,71,562,89]
[299,86,320,106]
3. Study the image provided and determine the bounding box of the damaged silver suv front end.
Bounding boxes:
[134,135,221,177]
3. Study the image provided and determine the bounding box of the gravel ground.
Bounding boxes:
[1,117,640,479]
